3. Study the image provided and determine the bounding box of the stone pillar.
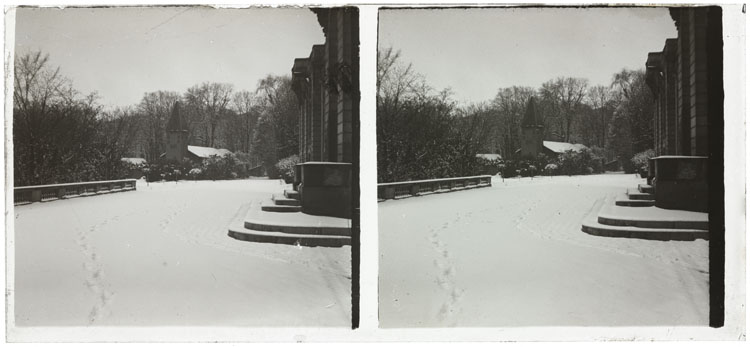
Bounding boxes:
[325,14,340,163]
[672,9,689,156]
[31,190,41,202]
[337,9,356,163]
[664,39,678,155]
[310,45,325,162]
[292,58,311,162]
[689,8,709,156]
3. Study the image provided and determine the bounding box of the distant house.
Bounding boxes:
[517,97,588,158]
[162,101,231,163]
[541,141,587,156]
[183,145,232,161]
[475,153,502,161]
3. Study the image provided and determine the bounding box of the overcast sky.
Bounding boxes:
[379,7,678,105]
[15,7,324,109]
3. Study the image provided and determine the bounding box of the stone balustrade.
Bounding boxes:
[14,179,137,205]
[377,175,492,201]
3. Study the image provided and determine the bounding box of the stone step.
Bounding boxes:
[228,222,350,248]
[228,207,352,248]
[582,219,709,241]
[637,183,655,194]
[598,199,708,230]
[626,188,654,200]
[581,196,709,241]
[615,194,654,207]
[615,198,655,207]
[284,189,300,199]
[272,194,300,206]
[261,202,301,213]
[245,217,351,236]
[598,214,708,230]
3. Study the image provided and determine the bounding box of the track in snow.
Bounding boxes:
[379,174,708,327]
[14,179,351,327]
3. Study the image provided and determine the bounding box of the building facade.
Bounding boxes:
[645,7,723,157]
[292,8,358,164]
[290,8,359,218]
[644,7,722,212]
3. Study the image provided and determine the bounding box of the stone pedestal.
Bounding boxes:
[653,156,708,212]
[298,162,352,218]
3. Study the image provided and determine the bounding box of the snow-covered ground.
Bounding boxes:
[379,173,708,327]
[13,179,351,327]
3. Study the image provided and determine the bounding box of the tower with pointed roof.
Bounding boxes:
[165,101,189,162]
[520,96,544,157]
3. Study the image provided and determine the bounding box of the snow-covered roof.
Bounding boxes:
[543,141,588,154]
[121,157,147,165]
[188,145,232,158]
[476,153,502,161]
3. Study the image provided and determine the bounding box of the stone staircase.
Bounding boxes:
[260,189,302,213]
[614,184,655,207]
[582,182,708,241]
[228,188,351,247]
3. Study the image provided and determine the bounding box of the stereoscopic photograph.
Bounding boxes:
[377,7,724,327]
[9,6,358,331]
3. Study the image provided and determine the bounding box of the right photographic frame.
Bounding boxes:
[376,6,726,328]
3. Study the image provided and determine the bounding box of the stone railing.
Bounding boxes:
[378,175,492,201]
[14,179,137,205]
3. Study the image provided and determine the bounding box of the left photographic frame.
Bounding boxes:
[7,5,359,339]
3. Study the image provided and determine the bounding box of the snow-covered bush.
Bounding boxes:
[475,156,504,175]
[120,159,148,179]
[496,163,506,176]
[145,164,163,182]
[500,161,520,178]
[188,168,202,180]
[554,148,604,176]
[544,163,558,175]
[275,155,299,183]
[162,166,182,181]
[630,149,655,177]
[528,165,537,177]
[202,153,239,180]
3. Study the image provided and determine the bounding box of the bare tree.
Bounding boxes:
[610,69,654,155]
[252,75,298,176]
[13,51,105,185]
[136,91,181,162]
[491,86,536,157]
[377,47,426,116]
[540,77,589,143]
[184,82,234,148]
[95,106,141,179]
[583,84,617,149]
[227,90,260,153]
